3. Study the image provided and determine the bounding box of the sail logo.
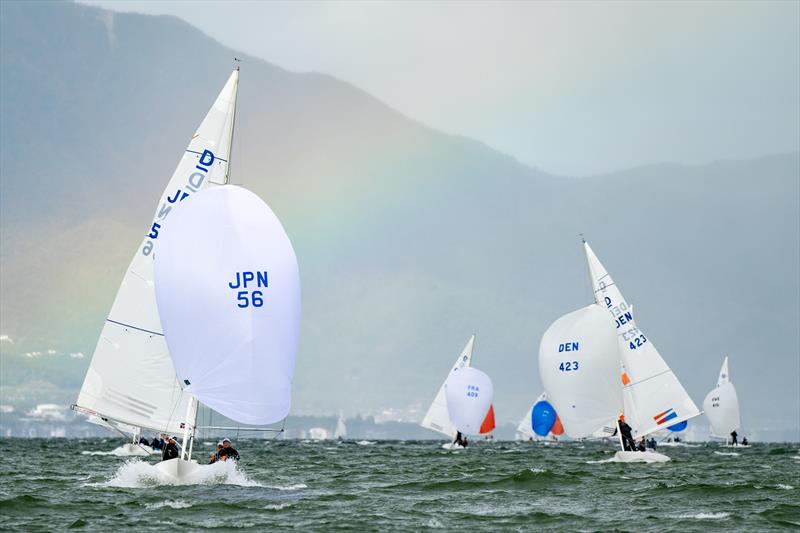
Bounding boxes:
[558,342,579,352]
[710,395,720,408]
[653,408,678,425]
[466,385,480,398]
[228,271,268,308]
[141,149,216,256]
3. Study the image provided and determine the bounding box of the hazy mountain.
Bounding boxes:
[1,1,798,439]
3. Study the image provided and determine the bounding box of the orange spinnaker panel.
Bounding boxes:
[479,405,496,434]
[621,372,631,385]
[551,415,564,436]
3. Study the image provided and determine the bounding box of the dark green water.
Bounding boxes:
[0,438,798,531]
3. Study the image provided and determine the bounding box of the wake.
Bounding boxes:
[86,459,263,488]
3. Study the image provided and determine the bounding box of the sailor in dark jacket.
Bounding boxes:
[162,436,180,461]
[618,415,636,451]
[217,438,240,461]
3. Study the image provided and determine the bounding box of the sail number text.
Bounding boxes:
[228,271,268,308]
[142,149,216,256]
[559,361,579,371]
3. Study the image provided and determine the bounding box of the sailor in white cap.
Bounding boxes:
[217,437,240,461]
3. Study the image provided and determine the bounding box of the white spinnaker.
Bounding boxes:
[539,304,623,438]
[154,186,300,426]
[583,242,701,437]
[445,367,493,435]
[75,71,239,434]
[702,357,740,437]
[420,335,474,438]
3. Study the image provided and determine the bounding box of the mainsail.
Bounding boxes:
[334,411,347,439]
[702,356,741,437]
[154,186,301,426]
[539,304,622,438]
[583,241,701,437]
[74,71,239,434]
[421,335,475,437]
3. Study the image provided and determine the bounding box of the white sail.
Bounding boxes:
[445,367,493,435]
[716,356,731,386]
[420,335,474,438]
[154,185,300,426]
[334,411,347,439]
[702,357,740,437]
[583,241,701,437]
[75,71,239,434]
[539,304,623,438]
[516,404,536,439]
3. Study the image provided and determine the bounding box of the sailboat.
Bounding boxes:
[516,393,565,442]
[703,356,743,446]
[584,240,701,461]
[539,241,701,463]
[73,67,300,480]
[420,335,495,449]
[334,411,347,440]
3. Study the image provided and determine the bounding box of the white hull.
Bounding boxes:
[613,450,671,463]
[112,443,157,457]
[153,458,202,481]
[658,441,700,448]
[724,444,751,448]
[441,442,465,450]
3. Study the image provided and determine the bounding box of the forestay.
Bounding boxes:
[421,335,475,437]
[583,242,701,437]
[154,185,301,425]
[75,71,239,434]
[445,367,493,435]
[539,304,622,438]
[702,357,740,437]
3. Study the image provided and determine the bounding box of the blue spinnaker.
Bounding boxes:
[667,420,688,432]
[532,400,557,436]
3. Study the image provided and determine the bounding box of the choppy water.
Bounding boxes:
[1,438,798,531]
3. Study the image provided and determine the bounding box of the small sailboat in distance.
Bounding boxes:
[703,356,743,446]
[516,392,565,442]
[334,411,347,440]
[421,335,495,449]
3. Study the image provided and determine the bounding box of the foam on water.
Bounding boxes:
[356,440,376,446]
[714,451,740,457]
[266,482,307,491]
[676,512,731,520]
[144,500,194,510]
[90,459,263,488]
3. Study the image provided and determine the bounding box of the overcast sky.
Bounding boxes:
[81,0,799,176]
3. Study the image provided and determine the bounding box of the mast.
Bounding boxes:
[180,395,197,461]
[225,60,240,184]
[581,236,600,305]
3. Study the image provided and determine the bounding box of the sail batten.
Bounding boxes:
[75,70,240,435]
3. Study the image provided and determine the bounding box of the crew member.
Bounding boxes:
[217,438,240,461]
[618,415,636,451]
[162,436,180,461]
